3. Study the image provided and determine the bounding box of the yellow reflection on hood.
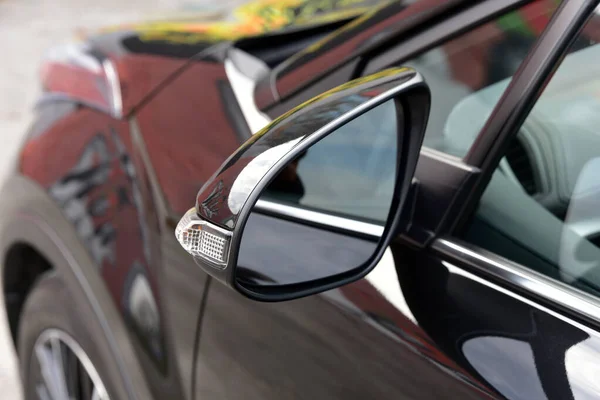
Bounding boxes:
[104,0,389,44]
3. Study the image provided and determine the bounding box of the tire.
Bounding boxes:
[17,272,117,400]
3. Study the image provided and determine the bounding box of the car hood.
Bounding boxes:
[99,0,389,48]
[54,0,390,119]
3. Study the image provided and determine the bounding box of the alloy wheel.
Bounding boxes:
[32,328,109,400]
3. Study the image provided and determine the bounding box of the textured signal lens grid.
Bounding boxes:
[175,208,229,264]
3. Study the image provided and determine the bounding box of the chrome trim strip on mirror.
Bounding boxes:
[433,238,600,326]
[254,199,384,238]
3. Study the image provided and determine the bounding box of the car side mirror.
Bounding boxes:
[175,68,430,301]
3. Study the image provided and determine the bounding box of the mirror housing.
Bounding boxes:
[176,67,430,301]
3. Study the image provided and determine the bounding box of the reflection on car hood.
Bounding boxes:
[100,0,390,45]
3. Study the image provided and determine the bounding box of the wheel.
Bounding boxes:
[18,272,114,400]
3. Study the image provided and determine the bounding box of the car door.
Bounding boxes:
[414,1,600,398]
[371,0,600,398]
[194,0,600,399]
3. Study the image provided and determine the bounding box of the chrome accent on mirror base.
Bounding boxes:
[254,199,384,238]
[433,238,600,326]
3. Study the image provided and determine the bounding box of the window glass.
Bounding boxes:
[463,8,600,296]
[259,1,563,224]
[401,0,559,156]
[262,100,398,224]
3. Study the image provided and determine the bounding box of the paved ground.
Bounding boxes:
[0,0,239,397]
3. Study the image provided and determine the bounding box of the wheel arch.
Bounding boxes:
[3,241,52,343]
[0,174,153,400]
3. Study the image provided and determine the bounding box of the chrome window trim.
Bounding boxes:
[419,146,473,170]
[41,43,123,119]
[440,258,597,335]
[224,49,272,134]
[433,237,600,326]
[102,59,123,119]
[254,199,384,238]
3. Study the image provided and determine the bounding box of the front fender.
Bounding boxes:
[16,102,188,398]
[40,39,189,118]
[0,175,153,400]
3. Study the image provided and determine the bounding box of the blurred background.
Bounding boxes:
[0,0,246,397]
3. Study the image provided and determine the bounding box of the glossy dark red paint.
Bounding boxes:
[9,0,600,399]
[135,61,244,216]
[41,52,190,117]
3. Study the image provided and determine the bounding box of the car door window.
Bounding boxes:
[399,0,559,155]
[461,8,600,297]
[261,1,561,224]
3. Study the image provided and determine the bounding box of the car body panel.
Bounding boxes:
[17,106,195,398]
[19,37,264,399]
[40,0,392,118]
[196,280,490,399]
[40,38,192,118]
[193,1,600,399]
[0,175,154,400]
[9,0,600,399]
[194,215,496,399]
[403,243,600,400]
[133,59,247,216]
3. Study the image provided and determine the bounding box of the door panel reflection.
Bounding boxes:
[463,337,545,400]
[403,251,600,400]
[196,245,493,400]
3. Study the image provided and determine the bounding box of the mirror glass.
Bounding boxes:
[236,99,400,288]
